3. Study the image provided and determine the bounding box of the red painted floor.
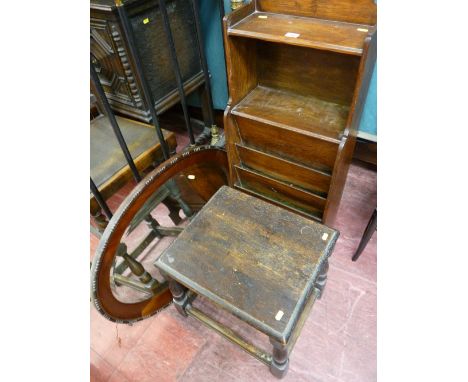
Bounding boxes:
[90,133,377,382]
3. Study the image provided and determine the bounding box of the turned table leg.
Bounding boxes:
[315,259,329,299]
[162,197,182,225]
[164,275,189,317]
[269,339,289,379]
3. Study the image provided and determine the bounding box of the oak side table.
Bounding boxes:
[155,186,339,378]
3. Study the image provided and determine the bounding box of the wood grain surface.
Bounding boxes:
[156,186,338,343]
[233,114,339,172]
[257,0,377,25]
[234,167,325,221]
[233,85,349,142]
[223,0,377,227]
[229,12,374,55]
[236,144,331,196]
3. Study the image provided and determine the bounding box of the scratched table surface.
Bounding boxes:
[156,186,339,343]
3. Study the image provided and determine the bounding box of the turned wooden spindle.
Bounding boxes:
[117,244,159,290]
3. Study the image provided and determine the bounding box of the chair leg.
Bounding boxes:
[166,179,193,219]
[352,209,377,262]
[162,197,182,225]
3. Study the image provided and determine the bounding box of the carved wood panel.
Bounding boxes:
[91,17,148,120]
[90,0,205,123]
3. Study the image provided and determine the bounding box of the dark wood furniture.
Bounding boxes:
[352,208,377,261]
[155,186,338,378]
[91,0,205,122]
[223,0,377,226]
[90,146,340,377]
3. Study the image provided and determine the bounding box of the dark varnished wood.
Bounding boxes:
[235,165,327,214]
[257,41,360,106]
[323,32,377,224]
[233,184,322,222]
[156,186,338,344]
[234,166,325,221]
[91,0,374,376]
[90,0,205,122]
[222,1,258,107]
[229,12,374,56]
[223,1,376,226]
[90,146,229,323]
[170,160,230,213]
[223,36,258,106]
[270,339,289,378]
[236,144,331,196]
[232,86,349,142]
[257,0,377,25]
[223,105,243,185]
[234,114,339,172]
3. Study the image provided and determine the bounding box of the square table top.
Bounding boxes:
[155,186,338,343]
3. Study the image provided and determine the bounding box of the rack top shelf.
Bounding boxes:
[232,86,349,143]
[228,12,374,56]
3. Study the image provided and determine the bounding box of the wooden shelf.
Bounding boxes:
[235,164,327,208]
[232,86,349,143]
[228,12,373,56]
[236,144,331,196]
[224,0,377,224]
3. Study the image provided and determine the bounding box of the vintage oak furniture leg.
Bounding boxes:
[270,339,289,378]
[161,198,183,225]
[166,179,193,218]
[352,208,377,261]
[315,260,329,299]
[164,274,189,317]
